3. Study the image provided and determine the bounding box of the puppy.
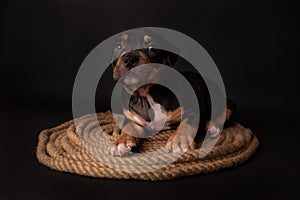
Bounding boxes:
[108,30,235,156]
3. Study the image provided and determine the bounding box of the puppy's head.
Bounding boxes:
[111,30,178,85]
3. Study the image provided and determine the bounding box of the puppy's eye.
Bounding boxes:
[116,43,122,49]
[148,43,156,52]
[148,46,154,52]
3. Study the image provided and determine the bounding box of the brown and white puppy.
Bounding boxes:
[108,30,235,156]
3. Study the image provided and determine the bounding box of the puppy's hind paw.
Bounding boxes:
[207,124,221,138]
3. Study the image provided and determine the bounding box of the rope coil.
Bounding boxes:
[36,111,259,181]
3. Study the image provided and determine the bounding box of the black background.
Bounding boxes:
[1,0,299,199]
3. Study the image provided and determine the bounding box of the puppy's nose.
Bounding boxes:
[122,54,139,68]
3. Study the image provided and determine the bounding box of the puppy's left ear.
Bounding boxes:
[166,51,179,67]
[163,42,180,67]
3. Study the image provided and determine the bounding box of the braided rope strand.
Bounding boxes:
[36,112,259,181]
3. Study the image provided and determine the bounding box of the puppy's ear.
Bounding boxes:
[164,41,180,67]
[166,51,179,67]
[111,58,117,69]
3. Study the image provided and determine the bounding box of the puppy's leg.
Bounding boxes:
[108,122,144,156]
[166,119,197,153]
[206,108,233,138]
[165,107,182,125]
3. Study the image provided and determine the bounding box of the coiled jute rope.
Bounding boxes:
[36,111,259,181]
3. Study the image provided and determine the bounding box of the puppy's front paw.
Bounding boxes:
[108,134,136,156]
[166,132,196,153]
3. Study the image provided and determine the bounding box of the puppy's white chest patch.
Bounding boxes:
[147,102,169,132]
